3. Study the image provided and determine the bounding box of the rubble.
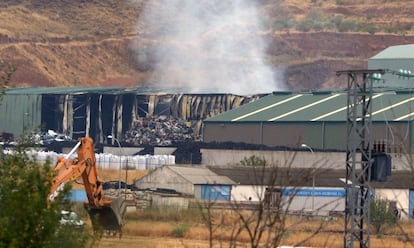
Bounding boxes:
[123,116,196,146]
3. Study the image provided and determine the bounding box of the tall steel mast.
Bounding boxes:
[337,69,385,248]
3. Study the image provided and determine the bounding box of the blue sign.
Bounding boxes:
[282,189,345,197]
[69,189,87,202]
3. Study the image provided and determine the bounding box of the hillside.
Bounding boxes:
[1,0,414,92]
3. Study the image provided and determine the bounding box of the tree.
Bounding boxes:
[370,198,397,235]
[0,147,91,247]
[201,154,327,248]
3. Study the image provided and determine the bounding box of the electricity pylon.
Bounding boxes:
[337,69,385,248]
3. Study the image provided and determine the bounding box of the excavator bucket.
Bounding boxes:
[87,196,127,235]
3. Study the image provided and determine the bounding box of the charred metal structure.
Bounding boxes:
[0,87,262,143]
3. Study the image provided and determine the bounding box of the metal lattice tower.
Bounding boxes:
[337,69,384,248]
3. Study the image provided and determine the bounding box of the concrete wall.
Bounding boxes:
[103,146,144,156]
[231,185,266,202]
[200,148,414,171]
[286,187,345,215]
[375,188,409,220]
[150,194,190,209]
[231,185,345,215]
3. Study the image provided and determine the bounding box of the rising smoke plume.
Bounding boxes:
[131,0,287,95]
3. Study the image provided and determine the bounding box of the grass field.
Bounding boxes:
[70,169,414,247]
[89,208,414,248]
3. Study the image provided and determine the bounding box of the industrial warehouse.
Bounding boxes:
[2,45,414,228]
[5,1,414,247]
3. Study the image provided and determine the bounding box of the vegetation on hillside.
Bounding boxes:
[2,0,414,90]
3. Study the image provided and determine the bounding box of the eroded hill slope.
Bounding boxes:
[1,0,414,91]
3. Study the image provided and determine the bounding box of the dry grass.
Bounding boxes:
[95,215,414,248]
[69,169,414,247]
[108,209,414,248]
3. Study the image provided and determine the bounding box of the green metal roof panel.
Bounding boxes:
[370,44,414,60]
[5,86,245,95]
[5,87,124,95]
[205,90,414,123]
[371,93,414,121]
[205,93,298,122]
[266,93,344,122]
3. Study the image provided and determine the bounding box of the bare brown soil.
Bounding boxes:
[2,1,414,91]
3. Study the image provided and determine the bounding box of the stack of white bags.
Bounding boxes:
[6,149,175,170]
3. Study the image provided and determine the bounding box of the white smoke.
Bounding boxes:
[132,0,287,95]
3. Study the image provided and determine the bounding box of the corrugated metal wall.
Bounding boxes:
[0,94,42,136]
[202,121,412,151]
[368,59,413,88]
[200,185,231,201]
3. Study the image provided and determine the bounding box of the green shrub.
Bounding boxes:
[337,19,360,32]
[240,155,267,167]
[384,25,398,33]
[361,24,378,34]
[0,148,92,247]
[274,19,295,31]
[370,198,398,235]
[171,224,189,237]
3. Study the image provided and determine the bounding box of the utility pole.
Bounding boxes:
[337,69,385,248]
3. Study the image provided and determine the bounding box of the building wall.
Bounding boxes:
[203,123,263,144]
[231,185,266,201]
[201,149,344,169]
[0,94,42,136]
[368,58,414,88]
[200,149,412,170]
[1,91,257,142]
[135,166,194,195]
[203,122,346,149]
[375,188,409,220]
[199,185,231,201]
[285,187,345,215]
[231,185,345,215]
[150,194,190,209]
[202,121,412,152]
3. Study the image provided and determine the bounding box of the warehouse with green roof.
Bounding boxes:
[202,44,414,152]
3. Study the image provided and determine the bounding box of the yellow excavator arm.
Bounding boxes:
[49,137,125,235]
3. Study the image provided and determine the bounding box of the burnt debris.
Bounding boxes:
[123,116,196,146]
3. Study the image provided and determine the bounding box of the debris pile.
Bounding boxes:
[29,130,72,145]
[0,132,14,144]
[123,116,195,146]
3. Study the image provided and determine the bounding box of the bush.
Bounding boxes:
[296,10,326,32]
[171,224,189,237]
[337,19,360,32]
[274,19,295,31]
[240,155,267,167]
[361,24,378,34]
[384,25,398,33]
[370,198,398,235]
[0,148,91,247]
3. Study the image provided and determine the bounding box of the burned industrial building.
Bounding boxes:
[0,87,263,146]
